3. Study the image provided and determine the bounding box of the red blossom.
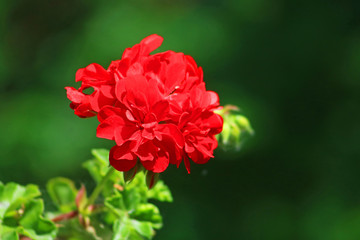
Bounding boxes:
[66,34,223,173]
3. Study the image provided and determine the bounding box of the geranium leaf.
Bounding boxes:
[0,182,40,219]
[123,188,142,211]
[85,149,124,197]
[113,219,131,240]
[83,159,104,183]
[129,204,162,229]
[0,225,18,240]
[91,148,110,166]
[147,180,173,202]
[1,230,18,240]
[46,177,77,213]
[105,194,126,218]
[83,149,110,183]
[17,199,57,240]
[130,219,153,239]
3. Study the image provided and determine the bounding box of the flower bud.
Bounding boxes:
[146,171,160,189]
[215,105,253,150]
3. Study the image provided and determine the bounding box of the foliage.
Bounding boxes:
[0,182,57,240]
[0,149,173,240]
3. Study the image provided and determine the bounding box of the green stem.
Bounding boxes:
[85,167,115,210]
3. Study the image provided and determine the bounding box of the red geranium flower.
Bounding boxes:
[96,75,184,173]
[65,63,116,118]
[168,83,223,172]
[66,34,223,173]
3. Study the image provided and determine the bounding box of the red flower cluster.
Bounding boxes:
[66,34,223,173]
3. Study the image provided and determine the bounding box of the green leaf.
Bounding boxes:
[105,194,126,218]
[91,149,110,165]
[46,177,77,213]
[1,230,18,240]
[83,159,105,184]
[0,182,56,240]
[125,172,147,202]
[123,188,143,212]
[130,204,162,229]
[83,149,109,183]
[130,219,153,239]
[147,180,173,202]
[84,149,124,197]
[17,199,57,240]
[113,218,148,240]
[0,225,18,240]
[113,219,131,240]
[0,182,41,219]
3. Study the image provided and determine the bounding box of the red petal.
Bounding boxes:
[141,149,169,173]
[122,76,163,112]
[156,134,183,166]
[109,143,137,172]
[97,105,124,122]
[65,87,85,103]
[149,100,169,121]
[96,115,125,140]
[96,107,139,144]
[140,34,164,56]
[164,53,186,94]
[202,112,223,135]
[188,150,211,164]
[206,91,220,109]
[73,103,96,118]
[76,63,112,84]
[184,154,191,174]
[156,124,184,148]
[136,140,157,161]
[126,62,144,76]
[121,34,163,62]
[114,126,140,146]
[124,76,149,109]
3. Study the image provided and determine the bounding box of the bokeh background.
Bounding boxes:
[1,0,360,239]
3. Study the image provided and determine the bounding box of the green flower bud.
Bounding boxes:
[215,105,253,150]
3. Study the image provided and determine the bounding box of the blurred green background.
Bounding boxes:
[1,0,360,239]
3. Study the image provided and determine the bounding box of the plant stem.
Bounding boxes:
[52,210,78,222]
[85,167,115,210]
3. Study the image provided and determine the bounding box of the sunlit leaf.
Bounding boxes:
[0,182,41,219]
[83,159,104,184]
[0,225,18,240]
[123,188,142,212]
[130,204,162,229]
[147,180,173,202]
[130,219,153,239]
[17,199,57,240]
[105,194,126,218]
[91,149,110,165]
[46,177,77,213]
[113,219,131,240]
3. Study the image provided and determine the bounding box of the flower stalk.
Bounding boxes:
[84,167,115,211]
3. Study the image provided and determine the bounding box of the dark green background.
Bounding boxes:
[1,0,360,239]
